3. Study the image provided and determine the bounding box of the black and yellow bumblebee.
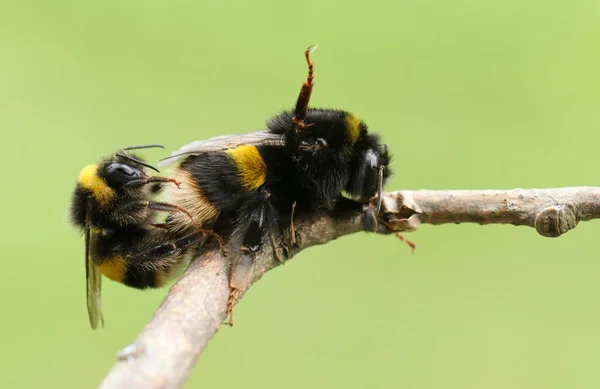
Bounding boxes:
[69,145,219,328]
[157,46,392,321]
[70,46,392,328]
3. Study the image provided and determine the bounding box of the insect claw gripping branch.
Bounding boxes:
[290,201,298,245]
[227,250,254,326]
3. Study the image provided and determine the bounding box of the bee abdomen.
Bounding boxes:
[174,147,268,214]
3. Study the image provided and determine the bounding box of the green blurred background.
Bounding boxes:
[2,1,600,388]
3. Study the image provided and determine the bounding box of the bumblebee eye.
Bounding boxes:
[316,137,328,147]
[105,163,143,187]
[299,137,328,151]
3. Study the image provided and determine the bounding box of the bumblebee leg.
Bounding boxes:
[146,201,197,224]
[196,228,224,253]
[290,201,297,244]
[147,202,224,250]
[292,45,317,131]
[335,198,417,251]
[117,200,224,249]
[123,176,182,189]
[270,234,288,265]
[130,232,205,289]
[93,228,203,289]
[226,197,277,326]
[334,197,375,230]
[115,200,196,225]
[136,231,205,260]
[361,165,386,230]
[395,233,417,253]
[227,249,254,326]
[362,205,379,232]
[226,221,262,327]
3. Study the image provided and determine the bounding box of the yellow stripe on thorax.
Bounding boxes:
[226,145,267,190]
[345,113,362,144]
[78,164,115,205]
[98,256,127,283]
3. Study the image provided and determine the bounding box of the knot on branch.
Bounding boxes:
[534,204,578,237]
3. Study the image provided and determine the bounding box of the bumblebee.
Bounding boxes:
[160,46,391,234]
[158,46,392,323]
[69,145,216,328]
[70,46,393,328]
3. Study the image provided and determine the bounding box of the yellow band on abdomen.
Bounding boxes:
[226,145,267,190]
[98,256,127,283]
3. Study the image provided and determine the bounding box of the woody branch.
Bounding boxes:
[99,186,600,389]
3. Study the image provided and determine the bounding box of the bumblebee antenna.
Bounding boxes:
[116,153,161,173]
[122,144,165,151]
[292,44,318,132]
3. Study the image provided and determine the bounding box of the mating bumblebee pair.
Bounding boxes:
[69,46,392,329]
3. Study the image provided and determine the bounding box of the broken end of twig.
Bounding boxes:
[378,191,421,233]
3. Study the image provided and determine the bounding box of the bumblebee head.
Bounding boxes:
[300,110,391,203]
[95,153,156,192]
[346,134,392,203]
[100,159,144,187]
[69,145,164,229]
[268,108,365,158]
[268,108,390,208]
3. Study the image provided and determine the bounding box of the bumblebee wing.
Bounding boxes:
[158,130,285,167]
[86,228,104,329]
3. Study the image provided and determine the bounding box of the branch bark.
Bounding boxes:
[98,187,600,389]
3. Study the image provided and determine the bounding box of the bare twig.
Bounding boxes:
[99,187,600,389]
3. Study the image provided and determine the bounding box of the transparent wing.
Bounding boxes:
[86,228,104,329]
[158,130,285,167]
